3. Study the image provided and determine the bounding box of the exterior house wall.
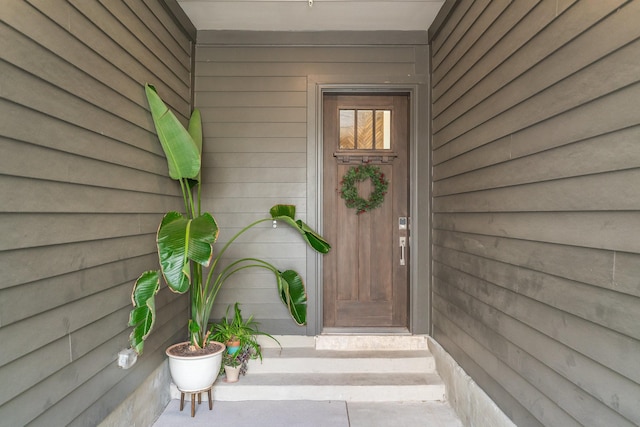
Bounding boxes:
[194,31,431,335]
[0,1,195,425]
[429,1,640,426]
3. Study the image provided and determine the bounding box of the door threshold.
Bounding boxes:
[316,333,428,351]
[321,327,411,335]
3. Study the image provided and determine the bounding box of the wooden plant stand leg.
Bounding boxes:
[178,387,213,417]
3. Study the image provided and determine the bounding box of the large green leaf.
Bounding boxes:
[157,211,219,293]
[189,213,219,261]
[270,204,331,254]
[145,84,200,180]
[277,269,307,325]
[187,108,203,183]
[295,219,331,254]
[129,270,161,355]
[270,204,296,219]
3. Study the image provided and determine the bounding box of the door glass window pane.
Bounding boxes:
[339,110,355,149]
[339,108,391,150]
[357,110,373,149]
[375,110,392,149]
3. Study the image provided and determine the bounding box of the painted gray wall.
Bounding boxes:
[194,31,431,335]
[429,1,640,426]
[0,1,195,425]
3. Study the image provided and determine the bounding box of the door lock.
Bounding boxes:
[399,217,407,230]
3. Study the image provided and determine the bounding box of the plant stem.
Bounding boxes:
[208,217,272,274]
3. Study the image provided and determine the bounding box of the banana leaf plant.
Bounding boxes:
[129,84,330,355]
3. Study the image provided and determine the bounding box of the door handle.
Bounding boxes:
[399,237,406,266]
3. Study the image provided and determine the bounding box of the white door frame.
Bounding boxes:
[305,74,431,336]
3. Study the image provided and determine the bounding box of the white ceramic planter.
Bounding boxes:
[166,342,225,392]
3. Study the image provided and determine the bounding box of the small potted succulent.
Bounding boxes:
[221,347,251,383]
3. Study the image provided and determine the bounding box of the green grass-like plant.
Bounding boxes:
[211,303,279,360]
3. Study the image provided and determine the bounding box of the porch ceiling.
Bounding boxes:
[177,0,445,31]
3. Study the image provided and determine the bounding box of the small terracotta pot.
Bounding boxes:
[226,340,241,354]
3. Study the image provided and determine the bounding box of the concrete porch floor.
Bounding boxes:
[153,399,464,426]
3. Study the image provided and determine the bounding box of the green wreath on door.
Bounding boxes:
[339,165,389,215]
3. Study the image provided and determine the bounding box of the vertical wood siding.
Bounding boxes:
[194,33,427,333]
[430,1,640,426]
[0,1,194,425]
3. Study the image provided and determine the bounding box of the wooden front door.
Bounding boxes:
[323,93,409,329]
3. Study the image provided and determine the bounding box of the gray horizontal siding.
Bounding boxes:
[197,30,429,46]
[197,61,416,77]
[195,33,427,332]
[0,1,194,425]
[196,76,307,92]
[433,126,640,185]
[433,211,640,254]
[430,1,640,426]
[197,46,417,63]
[0,100,167,173]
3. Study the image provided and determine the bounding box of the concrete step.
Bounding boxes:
[212,372,445,402]
[170,335,446,402]
[250,347,436,374]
